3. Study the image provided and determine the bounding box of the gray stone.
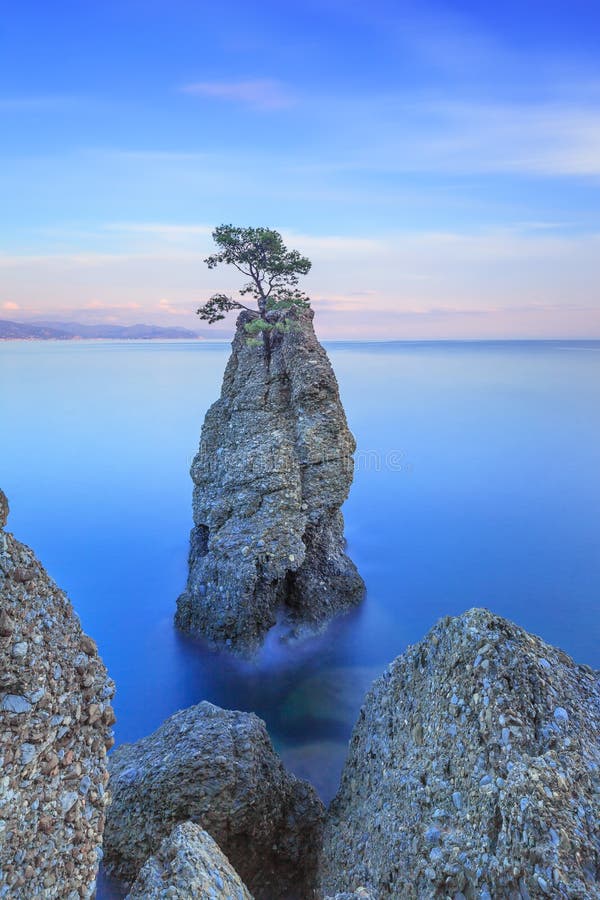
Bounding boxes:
[61,791,79,813]
[554,706,569,723]
[324,891,376,900]
[19,743,37,765]
[125,822,253,899]
[424,826,441,844]
[1,695,32,714]
[104,701,324,899]
[176,308,364,652]
[319,608,600,899]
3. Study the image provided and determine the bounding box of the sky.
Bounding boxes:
[1,0,600,339]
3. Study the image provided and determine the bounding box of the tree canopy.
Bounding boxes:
[196,226,312,329]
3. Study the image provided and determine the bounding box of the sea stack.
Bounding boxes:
[0,489,115,898]
[319,608,600,899]
[176,307,364,651]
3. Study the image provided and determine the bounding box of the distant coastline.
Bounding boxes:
[2,318,599,344]
[0,318,202,341]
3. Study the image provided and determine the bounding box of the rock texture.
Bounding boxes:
[320,608,600,899]
[104,700,325,899]
[176,308,364,651]
[125,822,253,899]
[0,489,115,898]
[324,891,376,900]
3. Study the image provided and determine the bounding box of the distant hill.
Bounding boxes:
[0,320,75,340]
[0,319,201,340]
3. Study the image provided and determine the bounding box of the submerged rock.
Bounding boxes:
[125,821,253,899]
[281,665,381,729]
[176,308,364,651]
[320,608,600,899]
[0,489,115,898]
[104,700,325,899]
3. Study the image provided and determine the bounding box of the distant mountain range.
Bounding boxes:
[0,319,201,340]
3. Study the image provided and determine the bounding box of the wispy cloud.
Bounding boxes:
[180,79,293,110]
[423,101,600,177]
[2,301,19,310]
[0,253,159,268]
[104,222,213,237]
[157,298,191,316]
[84,300,142,310]
[297,95,600,178]
[103,150,210,163]
[2,225,600,337]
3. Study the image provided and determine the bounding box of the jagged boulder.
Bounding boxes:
[320,608,600,899]
[104,701,325,899]
[176,308,364,651]
[0,489,115,899]
[125,822,253,899]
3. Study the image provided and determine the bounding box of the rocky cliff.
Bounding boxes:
[0,489,115,898]
[176,307,364,651]
[320,608,600,899]
[104,700,325,899]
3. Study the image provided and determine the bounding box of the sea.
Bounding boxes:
[1,339,599,897]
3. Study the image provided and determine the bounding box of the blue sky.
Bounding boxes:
[2,0,600,337]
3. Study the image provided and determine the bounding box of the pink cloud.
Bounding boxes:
[84,300,142,310]
[158,298,192,316]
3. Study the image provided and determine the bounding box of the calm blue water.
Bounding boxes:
[2,339,600,893]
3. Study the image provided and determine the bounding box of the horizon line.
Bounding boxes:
[3,336,600,345]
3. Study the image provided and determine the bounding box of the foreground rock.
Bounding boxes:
[0,490,115,898]
[176,308,364,651]
[105,700,324,899]
[320,608,600,899]
[125,822,253,899]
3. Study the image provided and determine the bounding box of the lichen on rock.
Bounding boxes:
[176,307,364,651]
[104,700,325,900]
[125,821,253,899]
[320,607,600,899]
[0,489,115,899]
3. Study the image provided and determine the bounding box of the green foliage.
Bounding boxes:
[196,225,312,328]
[242,315,300,347]
[266,289,310,313]
[195,292,240,324]
[244,318,273,335]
